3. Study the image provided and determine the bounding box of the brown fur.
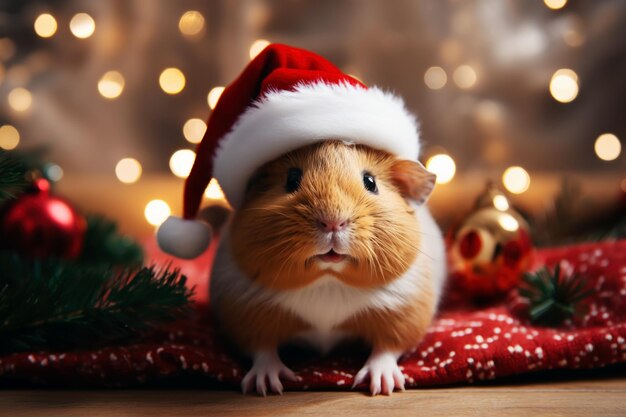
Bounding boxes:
[230,140,426,291]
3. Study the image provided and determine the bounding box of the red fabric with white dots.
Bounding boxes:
[1,239,625,389]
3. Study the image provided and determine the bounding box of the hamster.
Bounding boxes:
[210,140,446,396]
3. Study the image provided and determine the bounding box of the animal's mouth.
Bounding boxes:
[315,249,347,263]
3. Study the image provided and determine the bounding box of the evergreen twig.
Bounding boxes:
[79,214,144,267]
[520,264,593,326]
[0,150,29,203]
[0,252,193,353]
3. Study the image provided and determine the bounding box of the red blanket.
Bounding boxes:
[1,240,625,389]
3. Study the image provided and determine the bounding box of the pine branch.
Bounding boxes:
[520,265,593,326]
[0,251,193,353]
[0,150,29,203]
[79,214,144,267]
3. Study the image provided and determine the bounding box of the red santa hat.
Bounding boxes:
[157,43,421,258]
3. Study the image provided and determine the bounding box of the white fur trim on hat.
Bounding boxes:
[212,82,420,208]
[157,216,212,259]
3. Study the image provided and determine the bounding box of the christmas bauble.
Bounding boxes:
[1,179,86,259]
[447,183,533,301]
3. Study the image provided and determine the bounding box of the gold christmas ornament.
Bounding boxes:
[447,182,534,301]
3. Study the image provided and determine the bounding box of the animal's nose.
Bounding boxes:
[316,217,349,232]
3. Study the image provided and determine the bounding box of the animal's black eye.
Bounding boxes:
[285,167,303,193]
[363,172,378,194]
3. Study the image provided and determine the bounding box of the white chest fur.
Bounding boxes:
[273,264,424,332]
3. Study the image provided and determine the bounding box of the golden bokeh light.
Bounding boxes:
[249,39,270,60]
[549,68,578,103]
[498,213,520,232]
[556,68,578,83]
[453,65,477,89]
[115,158,142,184]
[159,67,186,94]
[207,86,225,109]
[183,118,207,144]
[594,133,621,161]
[544,0,567,10]
[169,149,196,178]
[205,178,226,200]
[424,66,447,90]
[493,195,510,211]
[69,13,96,39]
[426,154,456,184]
[34,13,58,38]
[8,87,32,112]
[179,11,205,37]
[145,200,171,226]
[0,125,20,150]
[502,166,530,194]
[97,71,125,99]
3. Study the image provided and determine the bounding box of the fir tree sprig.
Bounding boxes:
[520,264,593,326]
[79,214,144,267]
[0,252,194,353]
[0,150,29,203]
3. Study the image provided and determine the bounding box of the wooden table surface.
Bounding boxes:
[2,369,625,417]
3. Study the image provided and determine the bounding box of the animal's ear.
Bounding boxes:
[391,159,436,205]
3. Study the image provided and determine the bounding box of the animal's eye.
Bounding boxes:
[363,172,378,194]
[285,167,303,193]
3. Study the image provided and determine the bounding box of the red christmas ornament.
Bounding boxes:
[446,183,533,302]
[1,178,86,259]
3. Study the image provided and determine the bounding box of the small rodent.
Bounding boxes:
[210,139,446,396]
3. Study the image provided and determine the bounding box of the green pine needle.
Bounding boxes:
[79,214,144,267]
[0,252,194,353]
[521,264,593,326]
[0,150,29,203]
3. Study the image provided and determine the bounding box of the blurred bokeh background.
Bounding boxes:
[0,0,624,238]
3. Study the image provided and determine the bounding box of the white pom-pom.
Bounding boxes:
[157,216,212,259]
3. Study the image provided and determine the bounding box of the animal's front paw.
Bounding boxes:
[241,350,300,396]
[352,350,405,396]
